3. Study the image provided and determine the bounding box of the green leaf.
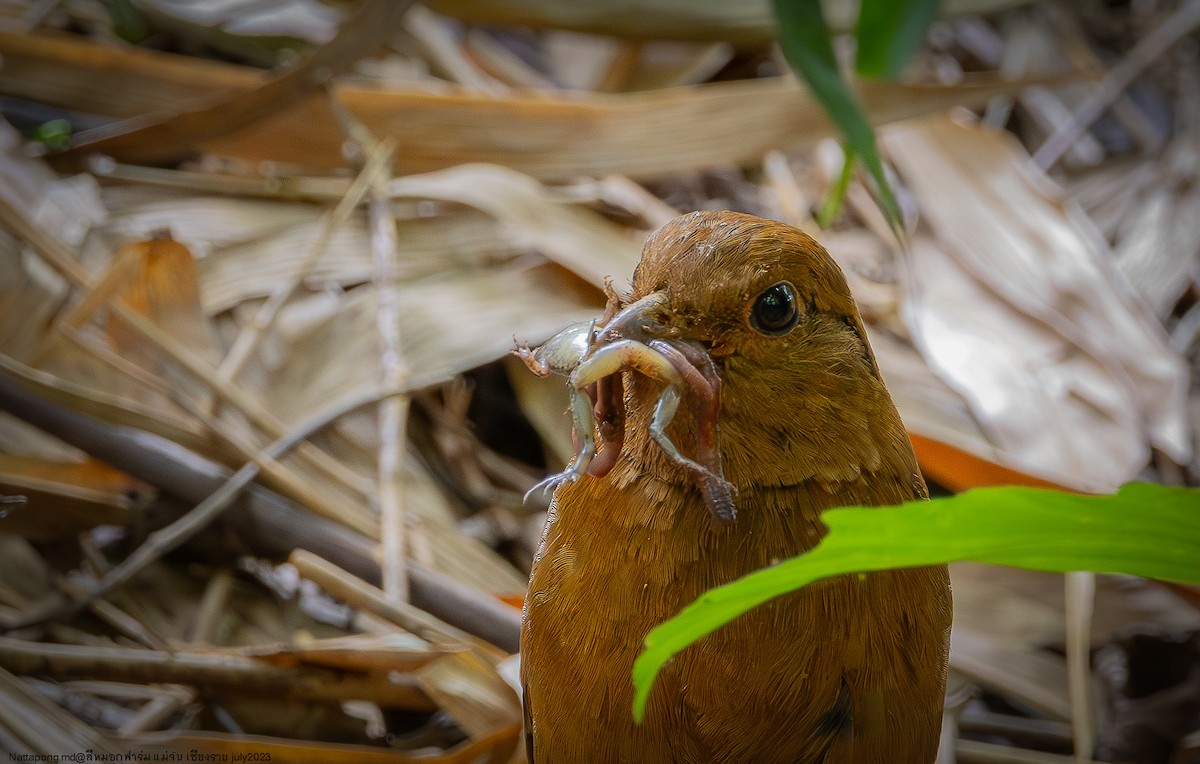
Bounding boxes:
[632,482,1200,722]
[108,0,151,43]
[771,0,901,229]
[815,143,856,228]
[34,119,73,150]
[855,0,941,78]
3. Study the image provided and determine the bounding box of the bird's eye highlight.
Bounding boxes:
[749,282,799,336]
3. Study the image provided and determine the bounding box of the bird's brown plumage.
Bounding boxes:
[520,211,952,763]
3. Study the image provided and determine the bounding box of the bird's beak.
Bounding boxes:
[593,291,672,347]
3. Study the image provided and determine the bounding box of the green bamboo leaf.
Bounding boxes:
[632,482,1200,722]
[771,0,901,227]
[855,0,941,78]
[34,119,73,150]
[108,0,151,43]
[815,143,856,228]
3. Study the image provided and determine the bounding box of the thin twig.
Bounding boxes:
[0,637,435,710]
[216,140,394,385]
[5,382,406,629]
[115,686,196,737]
[404,5,506,94]
[29,242,144,367]
[1064,571,1096,761]
[330,90,413,604]
[0,191,372,525]
[60,326,181,404]
[84,599,171,652]
[372,185,413,603]
[956,738,1108,763]
[1032,0,1200,169]
[187,568,234,645]
[0,666,117,755]
[88,157,353,201]
[289,550,503,663]
[54,0,420,167]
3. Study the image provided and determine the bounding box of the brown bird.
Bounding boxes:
[520,211,952,763]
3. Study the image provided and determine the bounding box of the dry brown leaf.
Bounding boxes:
[1112,119,1200,320]
[54,0,420,167]
[264,264,601,424]
[0,535,51,609]
[0,352,214,458]
[426,0,1034,44]
[105,235,222,368]
[203,207,520,312]
[902,234,1141,490]
[0,124,102,363]
[0,227,63,364]
[214,72,1049,180]
[884,113,1191,489]
[126,724,522,763]
[386,164,644,290]
[0,453,150,541]
[3,24,1059,179]
[415,650,522,741]
[241,632,457,672]
[866,328,1002,467]
[0,123,221,452]
[0,30,257,119]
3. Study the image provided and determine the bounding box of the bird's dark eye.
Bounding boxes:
[749,282,799,336]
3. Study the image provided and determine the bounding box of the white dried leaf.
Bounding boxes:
[884,114,1191,487]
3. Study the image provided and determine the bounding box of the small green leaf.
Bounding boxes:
[109,0,151,43]
[632,482,1200,722]
[34,119,73,150]
[771,0,901,229]
[855,0,941,79]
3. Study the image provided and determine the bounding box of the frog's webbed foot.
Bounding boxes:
[512,343,550,378]
[523,471,576,503]
[522,381,601,503]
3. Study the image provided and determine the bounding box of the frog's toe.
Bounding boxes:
[523,468,584,504]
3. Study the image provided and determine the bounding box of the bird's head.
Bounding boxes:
[600,210,914,491]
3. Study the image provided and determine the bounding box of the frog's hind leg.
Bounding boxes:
[645,385,708,477]
[649,339,736,525]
